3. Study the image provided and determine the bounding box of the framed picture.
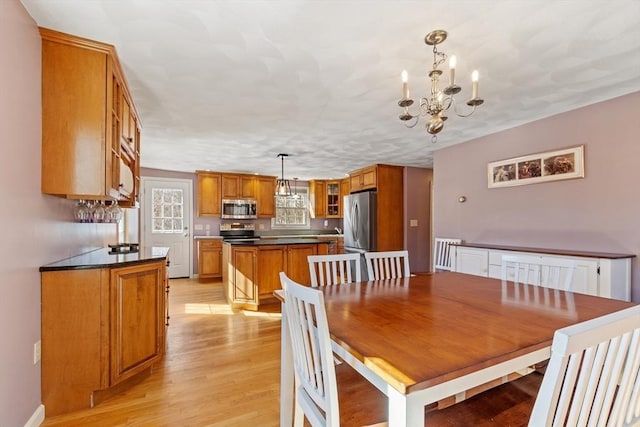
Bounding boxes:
[488,145,584,189]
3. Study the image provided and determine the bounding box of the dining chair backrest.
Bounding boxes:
[433,237,462,271]
[279,272,340,427]
[308,253,361,287]
[528,304,640,426]
[364,250,410,280]
[501,254,577,292]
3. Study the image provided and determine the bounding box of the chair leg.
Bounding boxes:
[293,399,304,427]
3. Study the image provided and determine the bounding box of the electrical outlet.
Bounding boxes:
[34,340,41,364]
[410,219,418,227]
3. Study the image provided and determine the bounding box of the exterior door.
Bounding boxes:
[141,177,192,278]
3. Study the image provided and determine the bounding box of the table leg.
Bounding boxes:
[388,388,423,427]
[280,301,294,427]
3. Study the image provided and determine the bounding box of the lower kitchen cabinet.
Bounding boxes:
[197,238,222,281]
[223,241,328,310]
[451,244,633,301]
[109,262,166,385]
[41,256,167,416]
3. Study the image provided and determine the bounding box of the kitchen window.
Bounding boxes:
[271,186,310,229]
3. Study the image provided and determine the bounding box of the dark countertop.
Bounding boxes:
[457,243,635,260]
[223,238,329,246]
[40,247,170,272]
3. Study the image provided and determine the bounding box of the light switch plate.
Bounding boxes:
[410,219,418,227]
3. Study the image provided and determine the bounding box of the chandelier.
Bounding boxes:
[398,29,484,143]
[275,153,292,196]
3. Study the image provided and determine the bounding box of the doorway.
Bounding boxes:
[141,177,193,278]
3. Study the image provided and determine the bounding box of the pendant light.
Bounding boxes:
[275,153,292,196]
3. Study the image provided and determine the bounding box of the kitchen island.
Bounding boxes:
[40,247,170,415]
[222,239,329,310]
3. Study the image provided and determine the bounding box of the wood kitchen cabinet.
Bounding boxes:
[109,262,166,386]
[349,165,377,192]
[197,239,223,281]
[40,28,141,206]
[231,246,258,302]
[41,255,167,416]
[286,244,320,284]
[257,245,287,302]
[221,173,256,199]
[224,241,328,310]
[309,180,327,218]
[197,171,276,218]
[196,171,221,216]
[340,178,350,217]
[309,180,342,218]
[257,176,276,217]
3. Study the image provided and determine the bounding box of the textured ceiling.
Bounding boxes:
[20,0,640,180]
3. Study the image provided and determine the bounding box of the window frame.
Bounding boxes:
[270,185,310,230]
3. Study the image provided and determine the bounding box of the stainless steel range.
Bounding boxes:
[219,222,260,242]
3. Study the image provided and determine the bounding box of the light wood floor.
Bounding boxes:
[42,278,283,427]
[41,278,540,427]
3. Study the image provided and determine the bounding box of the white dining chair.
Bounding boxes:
[308,253,361,287]
[364,250,410,280]
[501,254,577,292]
[433,237,462,271]
[528,304,640,426]
[427,305,640,426]
[279,272,387,427]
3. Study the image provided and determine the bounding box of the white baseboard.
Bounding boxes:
[24,404,44,427]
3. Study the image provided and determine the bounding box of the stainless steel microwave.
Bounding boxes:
[221,199,257,219]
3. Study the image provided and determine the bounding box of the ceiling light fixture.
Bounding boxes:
[291,177,300,199]
[398,29,484,143]
[275,153,292,196]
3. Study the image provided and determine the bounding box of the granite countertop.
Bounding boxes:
[259,234,342,239]
[223,238,329,246]
[40,246,170,272]
[194,234,341,240]
[457,242,635,260]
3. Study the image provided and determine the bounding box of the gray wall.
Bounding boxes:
[434,91,640,301]
[1,3,119,425]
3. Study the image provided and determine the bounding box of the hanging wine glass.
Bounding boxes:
[93,200,106,223]
[107,200,123,223]
[74,200,90,223]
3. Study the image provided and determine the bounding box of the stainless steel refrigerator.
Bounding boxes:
[343,191,377,279]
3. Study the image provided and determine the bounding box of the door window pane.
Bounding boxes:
[152,188,184,233]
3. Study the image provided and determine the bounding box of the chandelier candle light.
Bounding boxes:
[399,29,484,143]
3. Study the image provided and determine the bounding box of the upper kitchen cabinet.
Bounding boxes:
[196,171,276,218]
[309,180,342,218]
[349,165,377,193]
[340,178,350,217]
[40,28,141,206]
[221,174,256,199]
[196,171,221,216]
[256,176,276,218]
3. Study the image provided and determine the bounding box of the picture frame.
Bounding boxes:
[488,145,584,189]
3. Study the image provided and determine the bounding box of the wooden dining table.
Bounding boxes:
[278,272,635,427]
